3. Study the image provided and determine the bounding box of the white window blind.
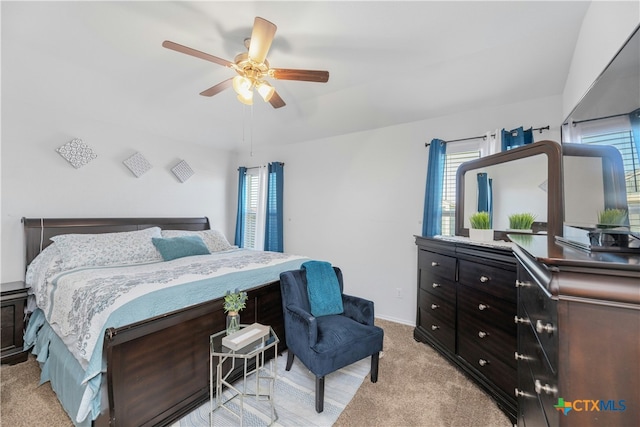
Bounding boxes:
[243,172,260,248]
[581,130,640,229]
[441,150,480,236]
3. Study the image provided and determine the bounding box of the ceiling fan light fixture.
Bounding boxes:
[232,75,253,97]
[256,81,275,102]
[236,91,254,105]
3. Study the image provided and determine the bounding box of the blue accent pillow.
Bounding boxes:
[152,235,211,261]
[302,260,344,317]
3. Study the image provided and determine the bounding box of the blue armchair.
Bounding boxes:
[279,266,384,413]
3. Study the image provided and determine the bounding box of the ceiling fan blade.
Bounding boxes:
[199,78,233,97]
[162,40,233,68]
[270,68,329,83]
[248,17,277,64]
[269,90,286,109]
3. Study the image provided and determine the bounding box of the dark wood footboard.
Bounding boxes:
[98,280,286,427]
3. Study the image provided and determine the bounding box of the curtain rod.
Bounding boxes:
[564,112,630,126]
[237,162,285,171]
[424,125,550,147]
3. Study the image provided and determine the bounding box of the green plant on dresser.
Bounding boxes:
[469,211,491,229]
[508,213,536,230]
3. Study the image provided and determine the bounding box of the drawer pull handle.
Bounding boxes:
[431,304,439,310]
[478,304,488,311]
[480,275,489,283]
[432,283,441,288]
[431,261,439,267]
[534,379,557,396]
[478,331,487,338]
[536,319,555,335]
[478,359,488,366]
[515,388,527,397]
[431,325,440,331]
[514,316,530,325]
[514,352,527,360]
[515,280,531,288]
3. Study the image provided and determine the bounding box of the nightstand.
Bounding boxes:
[1,281,29,364]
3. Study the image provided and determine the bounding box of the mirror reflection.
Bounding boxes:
[462,155,548,231]
[455,140,564,240]
[562,25,640,233]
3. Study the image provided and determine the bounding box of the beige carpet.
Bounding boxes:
[1,319,511,426]
[1,355,72,426]
[335,319,512,426]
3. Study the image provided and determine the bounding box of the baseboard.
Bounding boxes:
[374,315,415,327]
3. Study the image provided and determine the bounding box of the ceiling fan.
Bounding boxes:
[163,17,329,109]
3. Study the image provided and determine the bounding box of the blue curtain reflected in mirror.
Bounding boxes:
[477,172,493,228]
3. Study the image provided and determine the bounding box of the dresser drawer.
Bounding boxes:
[517,277,558,372]
[458,284,516,335]
[518,315,558,427]
[418,249,456,281]
[517,360,552,427]
[418,290,455,352]
[418,289,455,328]
[458,332,517,395]
[458,259,516,303]
[1,305,16,352]
[419,272,456,300]
[419,309,455,353]
[458,310,516,368]
[1,282,28,365]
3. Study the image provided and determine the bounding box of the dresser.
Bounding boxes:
[414,236,517,422]
[1,281,29,365]
[511,235,640,427]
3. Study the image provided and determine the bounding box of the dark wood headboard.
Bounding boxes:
[22,217,210,267]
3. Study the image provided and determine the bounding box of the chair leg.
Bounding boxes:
[286,351,295,371]
[315,376,325,413]
[370,352,379,383]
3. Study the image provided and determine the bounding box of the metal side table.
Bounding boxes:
[209,324,279,426]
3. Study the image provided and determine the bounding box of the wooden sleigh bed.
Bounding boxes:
[22,217,296,427]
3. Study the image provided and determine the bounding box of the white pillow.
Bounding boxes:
[51,226,163,270]
[161,229,235,252]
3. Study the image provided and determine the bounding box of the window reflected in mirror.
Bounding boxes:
[562,25,639,233]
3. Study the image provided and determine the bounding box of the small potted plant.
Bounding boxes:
[592,208,629,248]
[224,288,248,335]
[508,212,536,233]
[597,208,628,229]
[469,211,493,242]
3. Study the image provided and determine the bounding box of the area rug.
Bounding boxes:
[172,351,370,427]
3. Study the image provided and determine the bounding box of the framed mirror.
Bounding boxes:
[455,140,563,241]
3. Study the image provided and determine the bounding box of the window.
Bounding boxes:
[243,171,260,248]
[236,162,284,251]
[581,130,640,229]
[441,150,480,236]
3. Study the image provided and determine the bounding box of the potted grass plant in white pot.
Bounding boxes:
[469,211,494,242]
[507,212,536,233]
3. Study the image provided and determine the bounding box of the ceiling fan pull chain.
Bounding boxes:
[250,104,254,157]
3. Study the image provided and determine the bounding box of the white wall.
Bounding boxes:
[563,1,640,118]
[1,98,234,282]
[233,95,563,325]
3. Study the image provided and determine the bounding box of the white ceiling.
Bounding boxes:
[2,1,591,151]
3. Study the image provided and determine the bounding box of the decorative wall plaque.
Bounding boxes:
[56,138,97,168]
[123,152,152,177]
[171,160,194,182]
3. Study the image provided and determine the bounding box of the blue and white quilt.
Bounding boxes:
[25,247,308,424]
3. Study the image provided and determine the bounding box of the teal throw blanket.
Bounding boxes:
[302,260,344,317]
